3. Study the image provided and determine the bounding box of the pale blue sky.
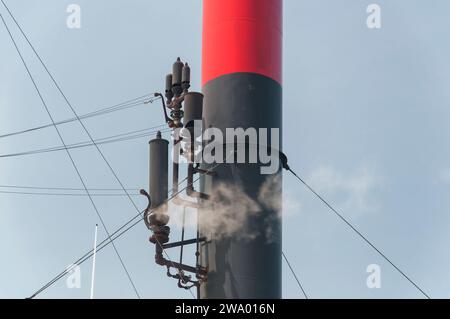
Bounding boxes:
[1,0,449,299]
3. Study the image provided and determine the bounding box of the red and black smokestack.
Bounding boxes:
[200,0,283,299]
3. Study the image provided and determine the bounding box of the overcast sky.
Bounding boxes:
[1,0,449,299]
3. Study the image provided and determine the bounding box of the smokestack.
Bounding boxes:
[200,0,283,299]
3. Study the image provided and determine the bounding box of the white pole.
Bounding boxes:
[90,224,98,299]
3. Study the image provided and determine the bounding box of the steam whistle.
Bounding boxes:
[144,58,211,293]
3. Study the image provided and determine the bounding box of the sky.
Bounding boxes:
[1,0,450,299]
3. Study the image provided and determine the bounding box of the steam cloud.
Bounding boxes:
[168,174,300,242]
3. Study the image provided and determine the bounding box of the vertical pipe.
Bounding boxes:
[200,0,283,299]
[149,132,169,212]
[173,157,179,195]
[172,132,181,196]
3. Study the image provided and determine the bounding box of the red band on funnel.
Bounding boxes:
[202,0,283,86]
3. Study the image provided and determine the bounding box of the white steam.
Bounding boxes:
[167,175,301,242]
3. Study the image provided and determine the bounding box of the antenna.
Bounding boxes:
[90,224,98,299]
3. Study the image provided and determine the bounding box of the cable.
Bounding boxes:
[280,155,431,299]
[40,157,226,299]
[28,211,146,299]
[28,176,191,299]
[86,124,167,142]
[0,190,142,197]
[29,177,186,299]
[282,251,308,299]
[30,155,229,299]
[2,1,219,300]
[1,0,191,299]
[0,185,140,191]
[0,130,163,158]
[0,127,171,159]
[0,12,141,298]
[0,94,160,139]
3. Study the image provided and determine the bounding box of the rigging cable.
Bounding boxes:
[282,251,308,299]
[0,127,171,159]
[0,12,141,298]
[30,156,230,298]
[0,190,142,197]
[1,0,196,299]
[0,94,160,139]
[0,185,140,191]
[280,153,431,299]
[28,176,191,299]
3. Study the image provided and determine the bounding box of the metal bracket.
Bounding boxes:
[194,164,216,176]
[153,92,174,127]
[162,237,206,250]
